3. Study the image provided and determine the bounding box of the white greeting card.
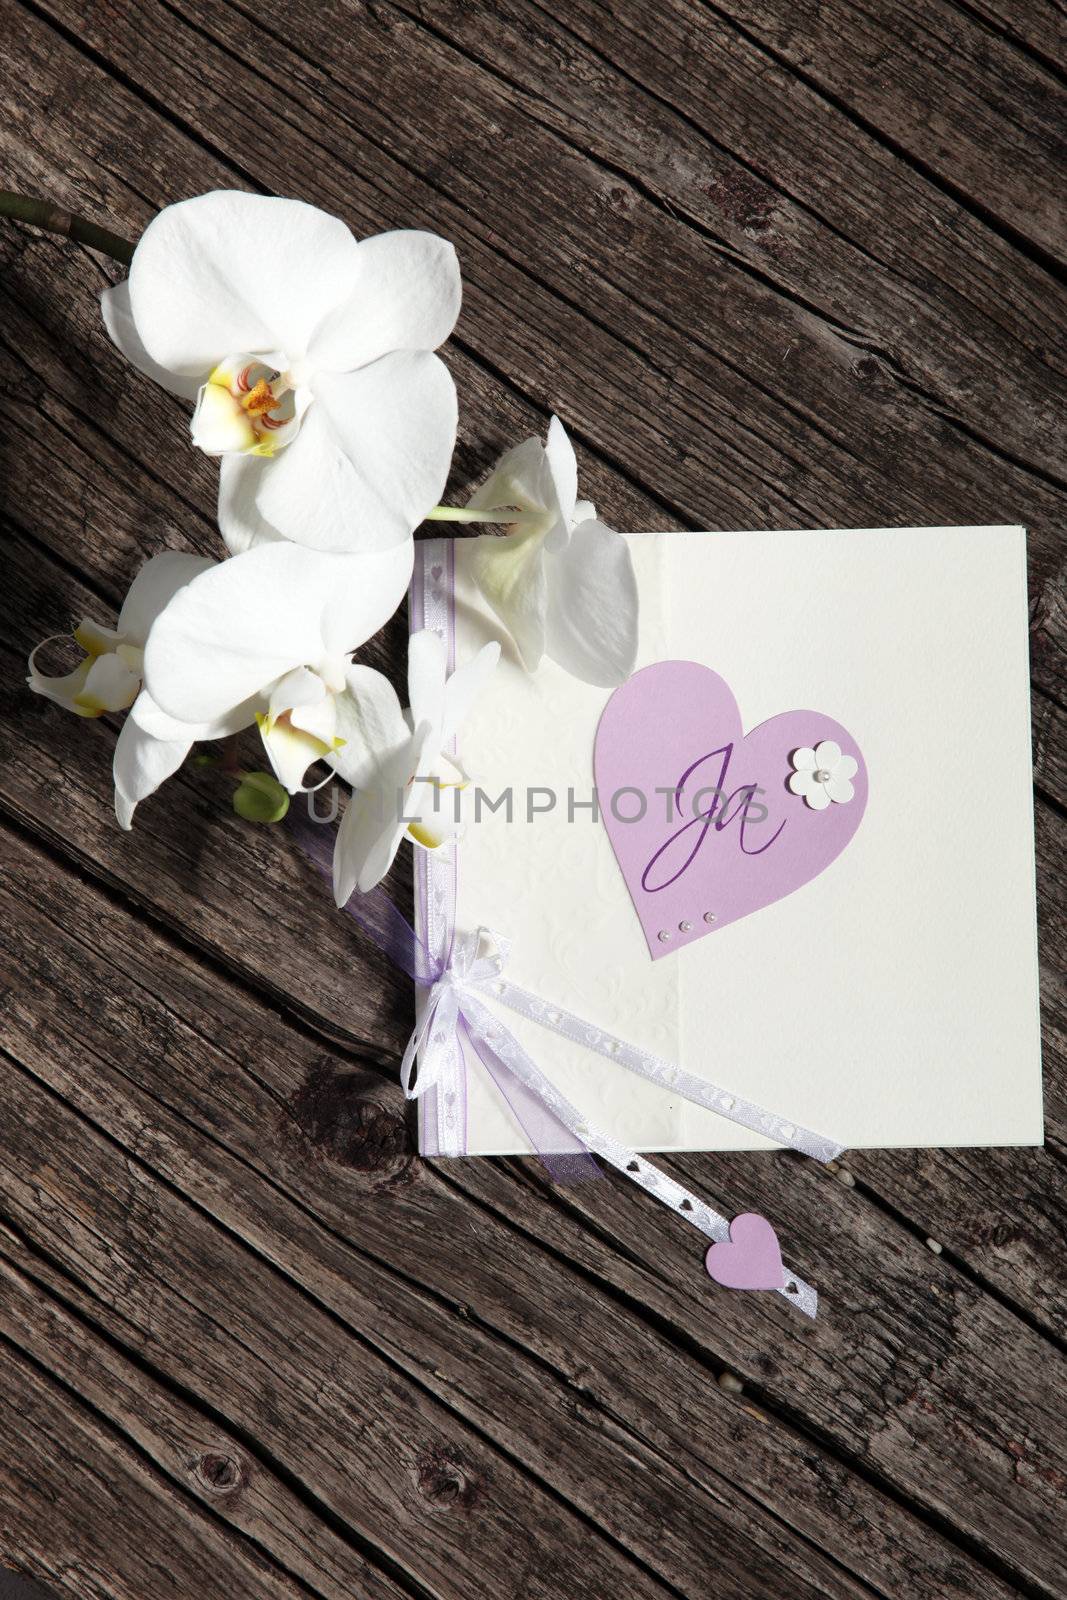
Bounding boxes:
[417,525,1041,1157]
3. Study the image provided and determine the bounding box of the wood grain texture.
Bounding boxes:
[0,2,1064,1597]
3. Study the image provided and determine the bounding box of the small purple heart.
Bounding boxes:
[430,564,443,581]
[705,1213,785,1291]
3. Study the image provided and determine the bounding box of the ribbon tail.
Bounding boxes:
[403,989,462,1099]
[460,993,818,1318]
[459,1014,599,1184]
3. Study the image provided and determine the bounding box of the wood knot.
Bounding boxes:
[415,1445,486,1511]
[194,1450,246,1496]
[853,355,882,382]
[285,1061,413,1183]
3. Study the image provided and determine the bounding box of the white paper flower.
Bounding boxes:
[143,538,414,795]
[101,191,461,556]
[788,741,858,810]
[468,416,638,687]
[331,629,500,902]
[26,551,249,829]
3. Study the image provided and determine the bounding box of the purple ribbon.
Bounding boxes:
[290,809,598,1183]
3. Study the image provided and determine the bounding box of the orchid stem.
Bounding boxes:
[426,505,536,525]
[0,191,135,266]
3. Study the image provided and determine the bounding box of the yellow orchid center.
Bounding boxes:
[192,357,302,458]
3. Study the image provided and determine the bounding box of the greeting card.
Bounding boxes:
[414,525,1042,1166]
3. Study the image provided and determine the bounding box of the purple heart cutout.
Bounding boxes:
[593,662,867,959]
[705,1213,785,1291]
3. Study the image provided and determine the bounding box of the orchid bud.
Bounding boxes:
[233,771,290,824]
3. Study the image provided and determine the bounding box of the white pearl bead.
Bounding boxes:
[658,930,671,942]
[814,768,832,783]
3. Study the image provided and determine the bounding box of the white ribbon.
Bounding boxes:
[405,926,821,1319]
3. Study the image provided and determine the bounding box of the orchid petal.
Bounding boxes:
[544,519,638,687]
[27,643,96,717]
[332,665,409,789]
[258,713,340,794]
[333,782,403,905]
[117,551,215,645]
[468,433,556,530]
[74,652,142,714]
[217,456,286,556]
[268,667,327,719]
[254,352,456,553]
[441,640,500,748]
[333,721,435,902]
[406,629,448,741]
[543,415,578,549]
[190,379,259,455]
[290,697,339,746]
[309,230,461,372]
[113,713,193,830]
[100,281,202,401]
[468,525,549,672]
[127,191,362,376]
[72,618,123,655]
[130,689,257,743]
[144,540,412,725]
[407,776,465,850]
[242,404,369,553]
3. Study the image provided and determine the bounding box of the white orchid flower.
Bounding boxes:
[142,538,414,796]
[467,416,638,687]
[25,550,244,829]
[101,190,462,556]
[331,628,500,902]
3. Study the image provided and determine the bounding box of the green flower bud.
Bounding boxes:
[233,770,290,824]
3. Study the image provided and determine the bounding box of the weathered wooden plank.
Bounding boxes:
[0,819,1051,1600]
[394,0,1065,374]
[0,1328,319,1600]
[14,0,1067,581]
[448,1148,1067,1595]
[0,1235,413,1600]
[0,830,914,1600]
[0,1062,692,1600]
[711,0,1067,261]
[1033,686,1067,809]
[953,0,1067,75]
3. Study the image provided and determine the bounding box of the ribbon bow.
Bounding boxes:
[400,927,509,1099]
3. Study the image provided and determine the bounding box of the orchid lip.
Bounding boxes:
[192,353,305,457]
